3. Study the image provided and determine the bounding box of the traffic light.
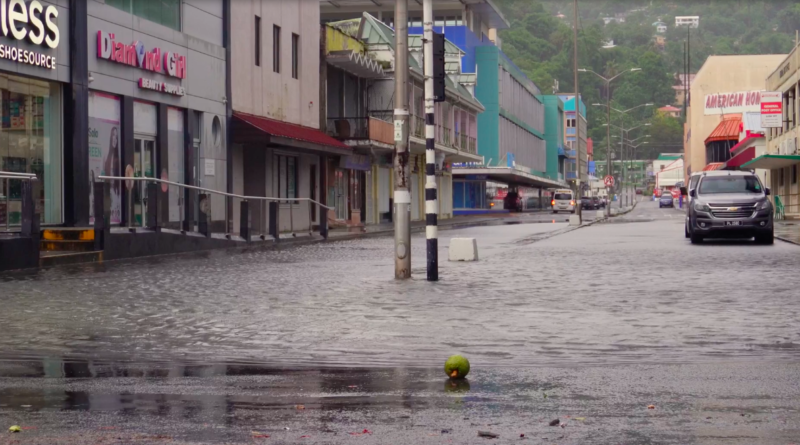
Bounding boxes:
[433,31,446,102]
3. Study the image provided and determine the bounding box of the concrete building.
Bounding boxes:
[684,54,786,182]
[560,95,588,184]
[320,0,510,50]
[1,0,232,271]
[229,0,353,235]
[745,44,800,217]
[322,14,483,225]
[542,95,566,182]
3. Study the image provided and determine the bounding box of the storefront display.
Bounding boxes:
[0,74,61,225]
[88,92,122,224]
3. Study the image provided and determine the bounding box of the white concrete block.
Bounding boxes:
[596,210,606,219]
[611,208,619,216]
[569,215,581,226]
[448,238,479,262]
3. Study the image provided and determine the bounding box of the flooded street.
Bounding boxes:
[2,201,800,443]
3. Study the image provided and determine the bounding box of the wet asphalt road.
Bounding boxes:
[2,199,800,444]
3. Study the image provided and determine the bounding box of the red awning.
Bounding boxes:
[729,134,764,153]
[704,116,742,145]
[702,163,724,171]
[725,146,756,168]
[233,111,351,153]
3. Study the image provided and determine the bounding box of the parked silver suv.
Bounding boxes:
[681,171,773,245]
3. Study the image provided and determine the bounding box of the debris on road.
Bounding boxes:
[295,404,305,410]
[350,429,372,436]
[8,425,21,433]
[478,430,499,438]
[549,419,560,426]
[648,405,656,410]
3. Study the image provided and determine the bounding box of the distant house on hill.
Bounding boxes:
[658,105,682,118]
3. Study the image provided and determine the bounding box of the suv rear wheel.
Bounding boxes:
[755,231,774,245]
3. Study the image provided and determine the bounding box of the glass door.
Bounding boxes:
[133,137,155,226]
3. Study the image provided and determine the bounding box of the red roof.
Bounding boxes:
[704,117,742,145]
[658,105,681,112]
[702,163,724,171]
[233,112,350,150]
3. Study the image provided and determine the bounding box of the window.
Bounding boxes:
[275,155,298,200]
[105,0,181,31]
[698,176,763,194]
[273,25,281,73]
[780,168,785,186]
[291,33,299,79]
[255,16,261,67]
[2,75,62,225]
[794,165,798,185]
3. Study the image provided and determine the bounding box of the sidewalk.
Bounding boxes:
[775,221,800,245]
[328,210,552,239]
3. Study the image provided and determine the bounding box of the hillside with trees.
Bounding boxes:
[495,0,800,160]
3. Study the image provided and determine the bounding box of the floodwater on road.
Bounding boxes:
[1,203,800,371]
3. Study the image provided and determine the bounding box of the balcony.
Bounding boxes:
[566,128,577,136]
[566,171,578,180]
[566,149,577,158]
[413,115,425,138]
[456,133,478,154]
[327,117,394,146]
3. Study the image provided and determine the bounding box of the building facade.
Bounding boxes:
[747,44,800,217]
[0,0,226,232]
[684,55,786,182]
[229,0,354,235]
[542,95,566,182]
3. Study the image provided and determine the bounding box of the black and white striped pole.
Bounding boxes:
[423,0,439,281]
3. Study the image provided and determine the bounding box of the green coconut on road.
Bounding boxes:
[444,355,470,379]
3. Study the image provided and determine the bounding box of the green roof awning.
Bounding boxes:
[742,154,800,170]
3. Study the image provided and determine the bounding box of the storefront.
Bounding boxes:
[86,1,227,229]
[0,0,68,228]
[745,45,800,217]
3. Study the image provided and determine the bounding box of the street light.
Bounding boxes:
[599,106,652,208]
[579,67,641,215]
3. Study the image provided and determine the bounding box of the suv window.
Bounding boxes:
[689,175,701,189]
[699,176,763,194]
[554,193,572,200]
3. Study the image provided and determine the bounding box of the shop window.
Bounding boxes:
[106,0,181,31]
[275,155,298,200]
[291,33,299,80]
[793,165,798,185]
[780,168,785,186]
[88,92,121,225]
[1,75,62,226]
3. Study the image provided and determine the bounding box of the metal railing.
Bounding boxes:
[0,171,37,232]
[98,175,334,240]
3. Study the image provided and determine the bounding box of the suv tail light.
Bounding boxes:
[570,200,575,206]
[551,200,555,206]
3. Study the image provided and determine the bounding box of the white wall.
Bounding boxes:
[231,0,320,128]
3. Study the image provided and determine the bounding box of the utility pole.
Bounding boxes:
[393,0,411,279]
[572,0,583,219]
[423,0,438,281]
[605,79,612,215]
